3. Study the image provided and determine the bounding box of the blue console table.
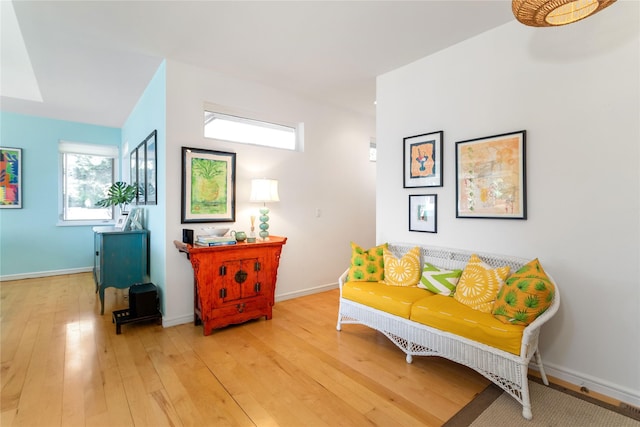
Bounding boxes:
[93,226,149,314]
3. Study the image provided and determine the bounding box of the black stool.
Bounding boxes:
[112,283,162,334]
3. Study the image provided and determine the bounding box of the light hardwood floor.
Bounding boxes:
[1,273,489,426]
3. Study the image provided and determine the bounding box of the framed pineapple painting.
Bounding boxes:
[181,147,236,223]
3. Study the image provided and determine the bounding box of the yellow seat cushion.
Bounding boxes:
[342,281,434,319]
[383,246,421,287]
[410,294,525,355]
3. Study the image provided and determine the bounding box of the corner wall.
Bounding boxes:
[162,60,376,326]
[122,62,167,312]
[377,4,639,405]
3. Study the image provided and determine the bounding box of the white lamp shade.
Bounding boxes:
[250,178,280,203]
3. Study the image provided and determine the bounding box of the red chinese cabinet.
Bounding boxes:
[176,236,286,336]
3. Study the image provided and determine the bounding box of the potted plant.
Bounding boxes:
[96,181,137,213]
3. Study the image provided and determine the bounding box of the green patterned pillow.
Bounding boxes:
[346,242,388,282]
[418,263,463,296]
[492,258,555,326]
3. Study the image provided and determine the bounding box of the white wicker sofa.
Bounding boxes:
[336,243,560,420]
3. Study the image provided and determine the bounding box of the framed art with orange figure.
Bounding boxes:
[403,131,443,188]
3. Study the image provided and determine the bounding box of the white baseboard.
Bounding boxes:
[275,282,338,302]
[1,267,93,281]
[537,362,640,408]
[162,313,194,328]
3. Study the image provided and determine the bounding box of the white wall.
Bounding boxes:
[162,60,376,326]
[377,4,639,405]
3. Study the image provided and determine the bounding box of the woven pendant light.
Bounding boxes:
[512,0,616,27]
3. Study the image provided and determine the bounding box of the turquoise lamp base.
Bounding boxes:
[259,207,270,240]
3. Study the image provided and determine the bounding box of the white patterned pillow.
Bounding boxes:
[418,263,463,296]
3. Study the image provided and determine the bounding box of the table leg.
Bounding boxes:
[99,286,105,315]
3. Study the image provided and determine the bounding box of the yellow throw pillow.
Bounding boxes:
[346,242,387,282]
[454,254,510,313]
[492,258,555,326]
[383,246,421,287]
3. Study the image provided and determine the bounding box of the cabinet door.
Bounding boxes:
[99,232,148,287]
[217,258,264,304]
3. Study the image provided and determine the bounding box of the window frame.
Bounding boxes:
[57,141,120,227]
[203,104,303,151]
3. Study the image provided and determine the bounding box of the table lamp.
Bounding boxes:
[250,178,280,240]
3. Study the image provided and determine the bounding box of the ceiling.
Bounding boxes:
[1,1,515,128]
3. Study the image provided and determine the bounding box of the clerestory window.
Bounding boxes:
[204,110,301,151]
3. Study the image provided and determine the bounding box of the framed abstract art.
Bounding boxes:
[0,147,22,208]
[455,130,526,219]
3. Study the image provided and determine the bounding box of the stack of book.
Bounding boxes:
[195,235,237,247]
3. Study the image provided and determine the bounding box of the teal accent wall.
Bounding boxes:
[0,112,120,276]
[122,61,167,312]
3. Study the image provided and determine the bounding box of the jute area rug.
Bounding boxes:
[444,380,640,427]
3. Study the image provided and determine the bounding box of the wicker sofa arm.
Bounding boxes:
[338,268,349,291]
[520,272,561,354]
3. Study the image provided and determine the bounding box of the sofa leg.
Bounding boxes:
[534,350,550,385]
[406,354,413,364]
[522,405,533,420]
[520,365,533,420]
[336,321,341,331]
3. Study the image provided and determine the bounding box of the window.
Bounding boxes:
[58,141,119,224]
[204,110,300,151]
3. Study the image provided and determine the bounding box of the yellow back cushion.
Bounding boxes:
[383,246,421,287]
[454,254,510,313]
[346,242,387,282]
[492,258,555,325]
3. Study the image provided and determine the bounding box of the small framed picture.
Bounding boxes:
[114,215,127,230]
[403,131,443,188]
[409,194,437,233]
[125,207,144,231]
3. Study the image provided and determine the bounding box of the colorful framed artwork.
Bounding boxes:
[409,194,437,233]
[181,147,236,223]
[0,147,22,208]
[455,130,526,219]
[403,131,443,188]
